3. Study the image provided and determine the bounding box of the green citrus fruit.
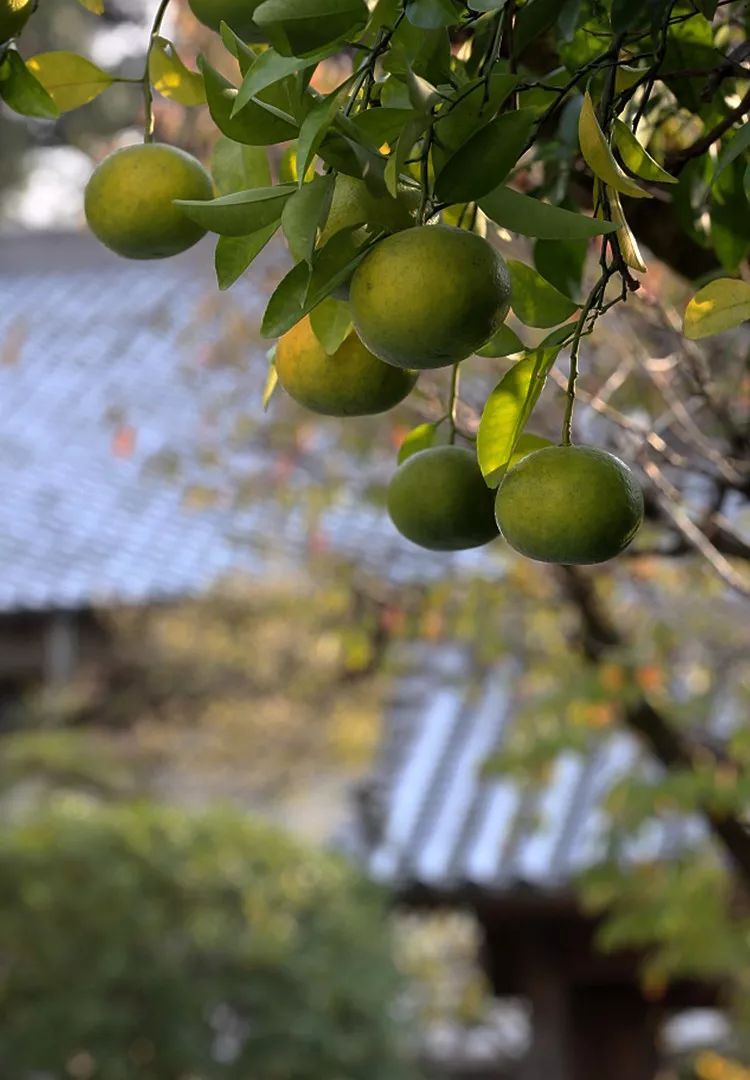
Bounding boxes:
[0,0,34,40]
[85,144,213,260]
[187,0,266,41]
[350,225,512,370]
[495,445,644,565]
[275,316,417,417]
[387,445,499,551]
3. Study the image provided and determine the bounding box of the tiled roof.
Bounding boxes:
[0,232,504,613]
[352,645,708,895]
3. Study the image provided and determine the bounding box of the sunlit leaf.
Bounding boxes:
[476,324,525,358]
[578,91,650,199]
[282,173,336,263]
[310,297,353,354]
[683,278,750,340]
[612,119,677,185]
[397,422,438,463]
[25,51,113,111]
[477,346,560,486]
[148,37,205,106]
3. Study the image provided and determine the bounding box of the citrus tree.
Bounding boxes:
[2,0,750,1049]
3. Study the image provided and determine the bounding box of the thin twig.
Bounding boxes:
[143,0,172,143]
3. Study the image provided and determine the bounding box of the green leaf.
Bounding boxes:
[468,0,507,10]
[514,0,560,55]
[533,235,587,301]
[281,173,335,263]
[397,422,438,463]
[480,185,618,239]
[232,51,316,116]
[25,51,113,111]
[176,184,296,236]
[610,0,649,31]
[211,138,271,196]
[612,119,677,185]
[76,0,104,12]
[507,259,579,328]
[348,107,414,147]
[578,91,650,200]
[262,262,311,339]
[219,22,258,74]
[262,229,374,337]
[263,349,279,410]
[0,49,59,118]
[406,0,461,30]
[309,297,353,354]
[711,124,750,186]
[296,76,356,183]
[683,278,750,340]
[477,346,560,486]
[385,114,426,197]
[433,74,519,168]
[476,324,525,358]
[435,108,536,204]
[148,37,205,106]
[200,57,298,146]
[254,0,368,58]
[215,223,279,290]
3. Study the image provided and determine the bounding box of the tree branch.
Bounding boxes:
[559,566,750,893]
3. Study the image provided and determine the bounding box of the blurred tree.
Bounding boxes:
[0,799,416,1080]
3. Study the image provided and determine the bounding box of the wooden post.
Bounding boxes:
[517,939,575,1080]
[568,984,660,1080]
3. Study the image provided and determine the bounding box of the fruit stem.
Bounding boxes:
[561,273,606,447]
[142,0,172,143]
[448,362,461,444]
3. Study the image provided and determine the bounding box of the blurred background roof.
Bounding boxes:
[0,231,505,614]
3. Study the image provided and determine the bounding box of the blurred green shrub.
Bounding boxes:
[0,799,414,1080]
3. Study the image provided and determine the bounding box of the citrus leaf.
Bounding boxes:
[612,118,677,185]
[296,75,356,183]
[25,51,113,111]
[477,346,560,487]
[435,108,536,204]
[397,422,438,463]
[262,349,279,410]
[578,91,650,200]
[148,37,205,106]
[0,49,59,118]
[683,278,750,340]
[507,259,579,328]
[233,50,316,115]
[261,262,311,339]
[219,23,258,75]
[254,0,368,58]
[211,138,271,196]
[385,114,425,197]
[606,184,647,273]
[476,324,525,358]
[610,0,650,31]
[533,235,587,300]
[215,223,278,291]
[176,184,296,236]
[261,229,374,338]
[480,185,618,239]
[310,297,353,354]
[711,124,750,186]
[282,173,336,264]
[200,57,297,146]
[77,0,104,12]
[406,0,461,29]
